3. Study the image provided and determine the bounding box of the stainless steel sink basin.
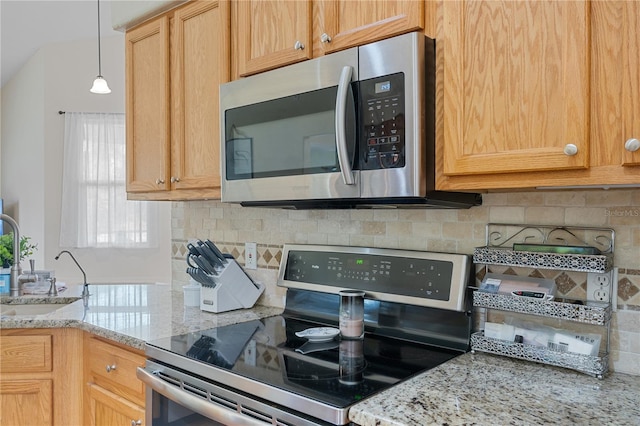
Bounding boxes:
[0,300,78,316]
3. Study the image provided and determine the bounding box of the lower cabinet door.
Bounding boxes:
[88,383,145,426]
[0,379,53,425]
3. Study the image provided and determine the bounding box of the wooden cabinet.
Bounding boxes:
[84,335,146,426]
[233,0,424,77]
[126,0,230,200]
[591,1,640,170]
[0,329,83,426]
[435,0,640,191]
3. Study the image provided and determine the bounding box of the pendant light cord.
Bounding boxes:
[96,0,102,76]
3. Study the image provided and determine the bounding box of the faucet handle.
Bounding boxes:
[47,278,58,296]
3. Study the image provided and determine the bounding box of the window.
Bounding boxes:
[60,112,158,248]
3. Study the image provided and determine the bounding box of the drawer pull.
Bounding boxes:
[294,40,304,50]
[131,420,142,426]
[320,33,332,43]
[155,178,165,185]
[105,364,117,373]
[170,176,180,183]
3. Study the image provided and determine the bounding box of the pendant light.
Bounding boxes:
[90,0,111,94]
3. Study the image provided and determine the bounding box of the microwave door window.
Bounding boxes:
[226,138,253,179]
[224,86,356,181]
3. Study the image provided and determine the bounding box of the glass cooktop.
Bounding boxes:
[146,315,462,409]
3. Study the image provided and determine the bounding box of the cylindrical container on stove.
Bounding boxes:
[339,289,365,339]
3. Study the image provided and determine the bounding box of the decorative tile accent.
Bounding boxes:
[619,277,640,302]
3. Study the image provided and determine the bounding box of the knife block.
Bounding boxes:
[199,259,265,313]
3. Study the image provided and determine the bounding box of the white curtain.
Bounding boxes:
[60,112,158,248]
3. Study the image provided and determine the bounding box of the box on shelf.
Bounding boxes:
[479,273,557,300]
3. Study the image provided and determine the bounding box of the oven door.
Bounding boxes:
[220,48,360,204]
[137,361,334,426]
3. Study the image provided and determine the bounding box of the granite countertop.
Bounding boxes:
[2,284,639,425]
[0,283,282,350]
[350,351,640,425]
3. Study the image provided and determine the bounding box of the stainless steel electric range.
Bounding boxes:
[138,244,474,425]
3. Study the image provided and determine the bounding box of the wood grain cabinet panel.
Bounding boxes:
[126,0,230,200]
[0,380,53,426]
[236,0,312,76]
[125,16,171,193]
[0,329,83,426]
[591,1,640,169]
[0,335,52,373]
[234,0,424,77]
[319,0,424,55]
[441,0,589,177]
[88,383,145,426]
[436,0,639,190]
[84,335,146,426]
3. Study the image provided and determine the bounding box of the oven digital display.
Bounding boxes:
[375,81,391,93]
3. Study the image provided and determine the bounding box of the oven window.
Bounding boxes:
[151,390,224,426]
[224,85,356,180]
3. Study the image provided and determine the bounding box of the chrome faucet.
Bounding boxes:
[0,214,38,296]
[55,250,90,297]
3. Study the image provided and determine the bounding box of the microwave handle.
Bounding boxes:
[335,66,356,185]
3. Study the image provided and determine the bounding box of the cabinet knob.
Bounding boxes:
[131,420,142,426]
[156,178,165,185]
[563,144,578,156]
[105,364,117,373]
[170,176,180,183]
[320,33,332,43]
[294,40,305,50]
[624,138,640,153]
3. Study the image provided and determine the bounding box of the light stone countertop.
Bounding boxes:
[0,283,282,350]
[349,351,640,426]
[2,284,639,425]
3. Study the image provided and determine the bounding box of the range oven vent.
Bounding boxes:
[155,370,296,426]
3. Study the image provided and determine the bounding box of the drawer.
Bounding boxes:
[0,335,52,373]
[86,337,145,404]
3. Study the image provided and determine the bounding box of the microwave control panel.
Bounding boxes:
[359,73,405,170]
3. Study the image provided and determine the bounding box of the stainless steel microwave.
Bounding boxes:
[220,32,481,209]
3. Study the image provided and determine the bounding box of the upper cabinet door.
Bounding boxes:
[236,0,312,76]
[441,1,590,176]
[592,1,640,168]
[171,0,230,191]
[318,0,424,55]
[125,17,171,193]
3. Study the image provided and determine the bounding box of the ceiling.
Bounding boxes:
[1,0,122,88]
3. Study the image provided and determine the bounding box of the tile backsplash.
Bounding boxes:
[171,189,640,375]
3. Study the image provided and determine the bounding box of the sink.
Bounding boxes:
[0,301,78,316]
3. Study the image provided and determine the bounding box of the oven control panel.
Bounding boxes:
[359,72,405,170]
[283,249,454,302]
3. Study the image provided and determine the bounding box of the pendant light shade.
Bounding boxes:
[90,0,111,94]
[90,76,111,94]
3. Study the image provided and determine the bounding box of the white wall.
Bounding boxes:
[1,35,171,285]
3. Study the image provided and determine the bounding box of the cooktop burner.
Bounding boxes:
[146,315,462,410]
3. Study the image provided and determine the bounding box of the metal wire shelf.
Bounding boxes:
[471,332,608,378]
[473,292,611,326]
[473,223,615,273]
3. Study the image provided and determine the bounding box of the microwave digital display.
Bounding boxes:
[375,81,391,93]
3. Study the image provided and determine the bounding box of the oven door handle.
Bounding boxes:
[137,367,265,426]
[335,65,356,185]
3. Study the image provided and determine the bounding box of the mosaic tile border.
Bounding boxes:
[172,240,283,270]
[172,239,639,309]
